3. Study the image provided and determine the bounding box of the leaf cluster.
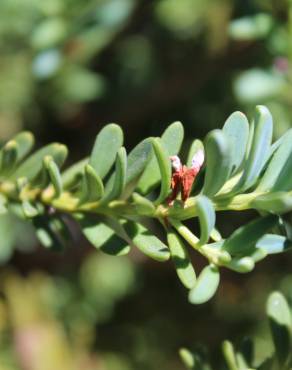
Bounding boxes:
[0,105,291,304]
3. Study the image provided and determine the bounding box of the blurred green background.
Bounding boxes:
[1,0,292,369]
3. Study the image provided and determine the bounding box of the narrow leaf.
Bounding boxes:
[100,147,127,204]
[256,234,292,254]
[222,111,249,173]
[62,157,88,189]
[125,221,170,262]
[137,121,184,194]
[77,214,130,256]
[222,341,239,370]
[203,130,232,197]
[12,131,34,162]
[80,164,104,203]
[257,129,292,191]
[267,291,292,367]
[225,256,255,273]
[196,195,216,245]
[188,264,220,304]
[122,138,152,198]
[252,192,292,214]
[132,192,155,216]
[234,106,273,192]
[44,156,63,198]
[11,143,68,181]
[167,230,196,289]
[32,215,64,251]
[0,140,17,175]
[223,215,279,255]
[151,138,171,205]
[89,123,123,178]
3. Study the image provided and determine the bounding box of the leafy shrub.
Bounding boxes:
[0,105,291,306]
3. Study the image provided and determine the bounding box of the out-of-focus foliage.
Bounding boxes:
[0,254,136,370]
[180,290,292,370]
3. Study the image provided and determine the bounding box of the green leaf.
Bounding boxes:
[80,164,104,203]
[89,123,123,178]
[202,130,232,197]
[223,215,279,255]
[188,264,220,304]
[125,222,170,261]
[252,192,292,214]
[11,143,68,181]
[100,147,127,204]
[222,341,239,370]
[137,121,184,194]
[267,291,292,367]
[12,131,35,162]
[187,139,204,168]
[22,200,39,218]
[132,192,155,216]
[179,348,197,369]
[0,140,18,175]
[62,157,88,189]
[256,234,292,254]
[257,129,292,191]
[222,111,249,174]
[167,230,196,289]
[234,106,273,192]
[196,195,215,245]
[77,214,130,256]
[123,138,153,198]
[225,256,255,273]
[44,156,63,198]
[151,138,171,205]
[32,215,64,251]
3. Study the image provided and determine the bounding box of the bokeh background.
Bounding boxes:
[1,0,292,369]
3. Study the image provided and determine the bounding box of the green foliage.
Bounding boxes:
[0,106,292,305]
[180,291,292,370]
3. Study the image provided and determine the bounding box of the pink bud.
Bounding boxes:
[191,150,204,170]
[170,155,182,171]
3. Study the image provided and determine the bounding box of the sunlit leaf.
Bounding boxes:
[188,264,220,304]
